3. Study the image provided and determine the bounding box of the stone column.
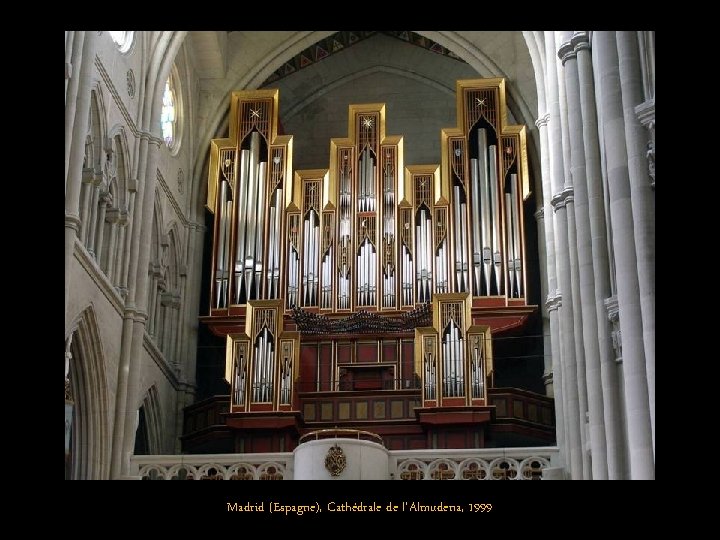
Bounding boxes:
[594,31,654,479]
[635,31,654,190]
[93,190,111,264]
[65,31,97,322]
[535,208,554,397]
[110,131,151,478]
[558,35,608,480]
[114,210,129,291]
[104,208,120,280]
[616,31,655,456]
[147,267,159,336]
[536,112,567,468]
[86,178,102,257]
[576,32,626,479]
[65,31,84,189]
[118,179,138,297]
[546,31,583,479]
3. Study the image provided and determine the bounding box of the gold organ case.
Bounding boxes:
[202,79,540,450]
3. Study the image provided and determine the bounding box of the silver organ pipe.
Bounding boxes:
[266,185,283,298]
[452,325,459,396]
[286,215,300,308]
[442,321,466,398]
[471,338,483,398]
[434,210,448,294]
[243,134,258,301]
[233,150,250,304]
[280,353,291,405]
[382,156,395,308]
[358,148,376,213]
[488,145,502,295]
[215,176,232,308]
[415,207,432,303]
[254,161,268,296]
[504,192,514,296]
[321,217,333,309]
[452,184,467,292]
[234,350,246,405]
[401,237,412,306]
[302,205,319,307]
[369,239,376,305]
[478,129,493,295]
[436,236,447,293]
[510,174,522,297]
[443,335,449,397]
[424,350,435,400]
[338,158,351,309]
[252,336,260,401]
[253,327,275,403]
[459,193,469,293]
[266,331,274,402]
[470,157,483,295]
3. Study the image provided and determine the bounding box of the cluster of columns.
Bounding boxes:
[65,31,193,478]
[531,31,654,479]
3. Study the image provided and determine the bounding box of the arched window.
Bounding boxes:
[161,78,176,147]
[108,31,134,54]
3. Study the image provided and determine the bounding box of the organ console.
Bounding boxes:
[203,79,535,448]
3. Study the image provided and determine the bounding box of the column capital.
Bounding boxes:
[571,31,591,52]
[604,295,619,323]
[542,371,554,385]
[82,167,95,184]
[546,292,562,312]
[558,40,577,65]
[99,190,114,206]
[534,207,545,221]
[635,98,655,129]
[116,286,128,300]
[535,113,550,128]
[562,185,574,205]
[105,207,121,224]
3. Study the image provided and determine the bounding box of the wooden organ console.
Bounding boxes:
[200,80,544,452]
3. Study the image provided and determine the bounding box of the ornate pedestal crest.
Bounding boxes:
[325,444,347,476]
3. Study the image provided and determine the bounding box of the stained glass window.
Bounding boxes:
[161,78,176,146]
[108,31,134,53]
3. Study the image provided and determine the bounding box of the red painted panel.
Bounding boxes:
[251,435,272,453]
[357,342,378,363]
[249,403,273,412]
[319,343,333,391]
[441,397,466,407]
[401,340,414,389]
[408,438,427,450]
[299,344,318,393]
[337,343,352,364]
[444,431,465,448]
[382,340,397,363]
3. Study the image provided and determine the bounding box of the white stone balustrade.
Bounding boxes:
[130,446,560,480]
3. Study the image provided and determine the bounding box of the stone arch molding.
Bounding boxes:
[282,65,456,124]
[65,304,111,479]
[139,384,164,454]
[192,30,538,195]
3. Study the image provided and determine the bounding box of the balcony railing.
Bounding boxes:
[130,446,560,480]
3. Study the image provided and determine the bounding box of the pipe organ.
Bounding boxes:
[204,80,536,448]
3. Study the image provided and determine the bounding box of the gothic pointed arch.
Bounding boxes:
[65,305,111,479]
